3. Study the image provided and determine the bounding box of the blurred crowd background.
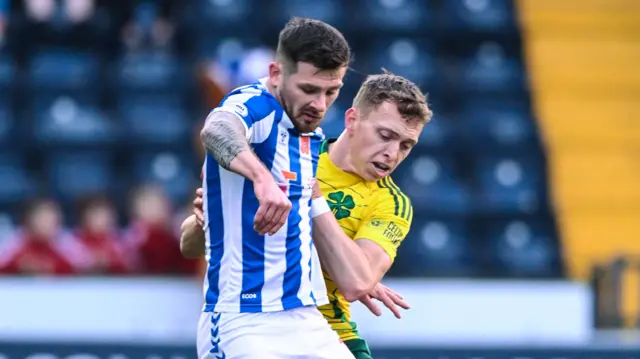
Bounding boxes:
[0,0,639,358]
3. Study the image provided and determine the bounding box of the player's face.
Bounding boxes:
[271,62,345,133]
[345,101,423,181]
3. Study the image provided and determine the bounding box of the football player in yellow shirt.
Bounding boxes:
[181,72,432,359]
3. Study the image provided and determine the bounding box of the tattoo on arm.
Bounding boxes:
[201,112,251,169]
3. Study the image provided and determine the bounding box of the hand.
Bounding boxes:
[193,188,205,227]
[253,177,292,236]
[359,283,410,319]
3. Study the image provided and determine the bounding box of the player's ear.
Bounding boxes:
[269,62,282,85]
[345,107,357,133]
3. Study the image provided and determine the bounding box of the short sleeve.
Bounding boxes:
[211,91,275,144]
[354,196,413,262]
[211,93,255,141]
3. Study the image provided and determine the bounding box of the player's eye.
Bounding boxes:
[379,131,392,141]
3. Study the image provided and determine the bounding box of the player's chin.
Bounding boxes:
[295,118,321,133]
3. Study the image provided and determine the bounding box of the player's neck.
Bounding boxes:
[327,134,360,177]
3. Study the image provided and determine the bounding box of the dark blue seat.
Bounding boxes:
[193,0,254,29]
[33,96,115,146]
[392,153,470,215]
[473,154,547,214]
[390,216,473,277]
[273,0,344,26]
[48,152,113,200]
[0,154,34,206]
[351,0,430,31]
[483,215,561,278]
[460,98,537,150]
[320,105,346,139]
[0,55,16,89]
[460,42,525,93]
[116,51,183,91]
[132,151,197,204]
[441,0,516,32]
[27,49,99,91]
[363,38,436,87]
[119,94,190,146]
[416,112,455,151]
[0,100,15,147]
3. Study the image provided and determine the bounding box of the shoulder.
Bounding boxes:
[217,80,277,119]
[371,176,413,222]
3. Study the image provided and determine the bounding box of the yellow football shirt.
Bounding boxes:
[316,139,413,342]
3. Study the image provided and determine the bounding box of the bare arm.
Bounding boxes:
[313,212,382,302]
[200,111,271,182]
[180,215,205,258]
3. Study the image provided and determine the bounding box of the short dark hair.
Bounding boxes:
[353,71,433,125]
[276,17,350,74]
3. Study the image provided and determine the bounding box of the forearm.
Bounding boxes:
[313,213,375,302]
[200,112,271,182]
[180,215,206,258]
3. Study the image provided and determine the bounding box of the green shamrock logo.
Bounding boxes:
[327,191,355,220]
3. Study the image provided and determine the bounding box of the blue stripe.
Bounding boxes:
[307,136,323,304]
[218,90,274,131]
[239,108,283,312]
[281,132,304,310]
[204,155,225,312]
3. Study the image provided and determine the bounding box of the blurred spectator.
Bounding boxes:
[69,194,130,275]
[20,0,103,50]
[124,184,196,275]
[120,1,179,52]
[0,198,75,275]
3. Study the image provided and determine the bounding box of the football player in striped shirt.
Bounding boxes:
[196,17,354,359]
[184,73,433,359]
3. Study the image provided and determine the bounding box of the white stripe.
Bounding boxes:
[201,159,212,302]
[296,138,315,305]
[260,121,291,310]
[213,91,260,140]
[251,110,276,144]
[215,167,246,312]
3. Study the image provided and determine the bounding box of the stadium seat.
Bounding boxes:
[0,54,16,89]
[460,98,538,150]
[416,112,455,152]
[441,0,516,32]
[0,154,35,206]
[460,42,525,93]
[47,152,113,200]
[132,152,198,205]
[33,96,116,146]
[473,153,547,214]
[482,215,562,278]
[0,100,15,148]
[350,0,430,31]
[27,49,99,91]
[118,94,190,147]
[363,38,436,87]
[193,0,254,30]
[320,105,346,139]
[273,0,343,26]
[392,153,470,215]
[389,216,473,277]
[116,51,184,91]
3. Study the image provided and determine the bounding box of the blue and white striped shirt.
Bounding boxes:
[202,78,328,313]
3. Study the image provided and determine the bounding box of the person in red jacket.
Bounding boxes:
[70,194,131,275]
[124,184,197,275]
[0,198,76,276]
